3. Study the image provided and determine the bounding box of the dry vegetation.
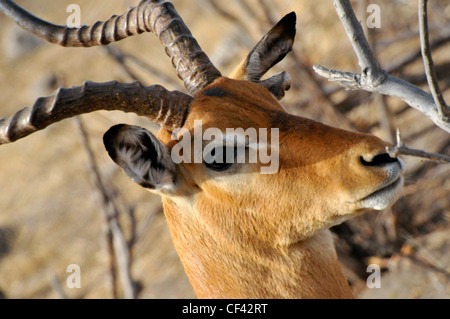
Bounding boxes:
[0,0,448,299]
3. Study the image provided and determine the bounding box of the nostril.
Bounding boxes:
[360,153,398,167]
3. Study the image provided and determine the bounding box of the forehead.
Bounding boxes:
[184,77,286,131]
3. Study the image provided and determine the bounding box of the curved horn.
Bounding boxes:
[0,0,221,95]
[148,1,222,94]
[0,81,192,145]
[0,0,149,47]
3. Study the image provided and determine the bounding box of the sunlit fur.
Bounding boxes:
[149,77,404,298]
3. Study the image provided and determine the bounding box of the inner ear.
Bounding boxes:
[103,124,176,191]
[229,12,296,82]
[260,71,291,100]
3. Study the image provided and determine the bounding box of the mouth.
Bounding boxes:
[363,175,403,199]
[359,174,404,210]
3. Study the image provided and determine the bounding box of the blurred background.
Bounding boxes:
[0,0,448,299]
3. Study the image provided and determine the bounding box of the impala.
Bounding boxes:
[0,0,404,298]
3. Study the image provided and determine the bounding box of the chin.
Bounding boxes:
[360,176,404,210]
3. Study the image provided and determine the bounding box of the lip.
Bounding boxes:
[357,161,404,210]
[361,175,403,202]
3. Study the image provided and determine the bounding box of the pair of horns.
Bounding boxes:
[0,0,296,144]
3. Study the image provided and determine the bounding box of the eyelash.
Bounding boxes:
[204,145,239,171]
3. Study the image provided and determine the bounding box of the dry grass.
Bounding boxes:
[0,0,448,299]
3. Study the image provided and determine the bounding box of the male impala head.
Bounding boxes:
[0,0,404,298]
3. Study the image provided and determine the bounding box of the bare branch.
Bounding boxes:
[332,0,384,84]
[103,47,145,84]
[375,95,396,144]
[399,230,450,278]
[105,226,119,299]
[386,28,450,74]
[48,273,68,299]
[418,0,449,120]
[103,46,184,92]
[257,0,277,25]
[313,66,445,133]
[386,129,450,164]
[313,0,450,134]
[207,0,251,37]
[76,117,137,299]
[312,65,361,89]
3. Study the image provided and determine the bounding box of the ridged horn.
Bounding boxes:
[0,0,222,95]
[0,81,192,145]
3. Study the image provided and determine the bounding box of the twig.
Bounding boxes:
[257,0,277,26]
[386,28,450,74]
[104,46,144,83]
[112,188,138,251]
[375,94,396,144]
[313,0,450,134]
[313,65,443,126]
[76,117,137,299]
[382,208,397,242]
[251,1,359,131]
[48,273,68,299]
[409,138,450,179]
[376,29,421,51]
[104,224,119,299]
[207,0,252,37]
[104,46,183,91]
[76,117,119,298]
[127,206,137,253]
[375,24,443,51]
[294,57,358,131]
[403,61,450,86]
[386,129,450,164]
[333,0,383,83]
[418,0,449,120]
[201,0,255,52]
[399,230,450,278]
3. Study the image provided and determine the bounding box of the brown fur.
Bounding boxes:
[154,77,400,298]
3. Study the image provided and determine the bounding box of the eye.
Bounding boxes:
[204,145,236,171]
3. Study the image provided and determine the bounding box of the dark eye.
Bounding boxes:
[204,146,236,171]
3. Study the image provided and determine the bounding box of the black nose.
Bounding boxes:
[360,153,398,167]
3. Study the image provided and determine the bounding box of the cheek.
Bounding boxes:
[256,169,348,224]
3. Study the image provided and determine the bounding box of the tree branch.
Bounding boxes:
[332,0,384,85]
[385,28,450,74]
[76,117,137,299]
[48,273,68,299]
[418,0,449,120]
[104,46,184,91]
[313,0,450,134]
[386,129,450,164]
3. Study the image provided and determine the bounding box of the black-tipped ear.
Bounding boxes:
[103,124,176,191]
[242,12,296,82]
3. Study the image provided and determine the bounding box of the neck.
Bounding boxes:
[163,199,354,299]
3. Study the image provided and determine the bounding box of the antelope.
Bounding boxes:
[0,0,404,298]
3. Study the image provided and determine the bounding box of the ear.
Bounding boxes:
[229,12,296,81]
[260,71,291,100]
[103,124,176,191]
